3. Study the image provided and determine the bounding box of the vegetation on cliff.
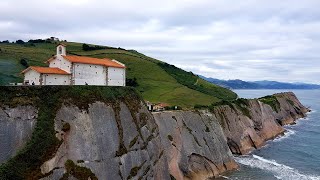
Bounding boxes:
[0,86,140,179]
[258,95,280,112]
[195,98,252,118]
[61,159,97,180]
[0,40,237,107]
[157,62,237,101]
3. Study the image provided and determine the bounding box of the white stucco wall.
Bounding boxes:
[24,70,41,85]
[107,67,125,86]
[73,63,107,85]
[43,74,71,85]
[49,56,72,73]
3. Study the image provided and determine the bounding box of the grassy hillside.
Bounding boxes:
[0,40,237,107]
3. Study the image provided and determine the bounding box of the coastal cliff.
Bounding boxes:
[0,106,37,164]
[211,92,309,155]
[0,86,308,179]
[41,101,169,180]
[0,86,170,179]
[154,111,238,180]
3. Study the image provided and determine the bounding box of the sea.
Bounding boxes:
[221,90,320,180]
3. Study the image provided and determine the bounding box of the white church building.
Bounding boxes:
[22,44,126,86]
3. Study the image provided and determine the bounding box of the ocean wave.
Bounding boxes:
[273,129,295,142]
[219,175,230,179]
[235,154,320,180]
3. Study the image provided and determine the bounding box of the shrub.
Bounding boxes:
[82,43,105,51]
[62,123,71,132]
[20,58,29,68]
[63,159,97,180]
[259,95,280,112]
[16,40,25,44]
[28,39,46,43]
[0,40,9,43]
[126,78,138,87]
[194,104,209,109]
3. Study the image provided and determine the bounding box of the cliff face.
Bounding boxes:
[0,86,172,179]
[272,92,309,125]
[0,106,37,163]
[0,87,308,180]
[41,101,169,180]
[153,111,238,180]
[211,92,309,155]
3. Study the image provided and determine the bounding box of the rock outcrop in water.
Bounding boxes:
[0,87,308,179]
[211,92,309,155]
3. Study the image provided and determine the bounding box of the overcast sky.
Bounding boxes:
[1,0,320,83]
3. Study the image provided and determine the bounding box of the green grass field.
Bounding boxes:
[0,41,237,107]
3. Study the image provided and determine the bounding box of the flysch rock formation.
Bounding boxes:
[153,111,238,180]
[0,105,37,163]
[41,101,170,180]
[211,92,309,155]
[0,86,309,180]
[273,92,309,126]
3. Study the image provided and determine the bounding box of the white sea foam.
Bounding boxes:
[235,154,320,180]
[219,175,230,179]
[273,129,295,142]
[307,109,316,114]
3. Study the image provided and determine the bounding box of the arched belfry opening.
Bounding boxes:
[58,46,62,54]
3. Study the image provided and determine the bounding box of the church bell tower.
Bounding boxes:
[56,43,66,56]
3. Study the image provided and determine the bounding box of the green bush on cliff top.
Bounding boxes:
[258,95,280,112]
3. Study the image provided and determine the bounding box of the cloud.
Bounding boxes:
[1,0,320,83]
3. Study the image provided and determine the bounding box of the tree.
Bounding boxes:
[16,40,25,44]
[20,58,29,68]
[82,43,90,51]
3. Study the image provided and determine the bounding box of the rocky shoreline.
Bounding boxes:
[211,92,309,155]
[154,92,308,179]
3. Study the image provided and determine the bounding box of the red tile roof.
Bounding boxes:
[62,55,125,68]
[21,66,70,75]
[156,103,170,107]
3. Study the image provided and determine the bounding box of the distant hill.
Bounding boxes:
[0,39,237,107]
[200,76,320,89]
